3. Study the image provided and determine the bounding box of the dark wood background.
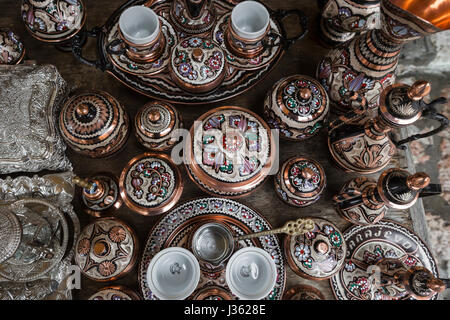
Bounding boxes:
[0,0,421,300]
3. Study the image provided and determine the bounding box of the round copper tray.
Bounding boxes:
[71,0,308,105]
[138,197,286,300]
[330,219,439,300]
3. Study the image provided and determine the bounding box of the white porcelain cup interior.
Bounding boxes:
[231,0,270,40]
[147,247,200,300]
[119,6,160,45]
[225,247,277,300]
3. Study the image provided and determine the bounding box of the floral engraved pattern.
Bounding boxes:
[125,158,175,208]
[288,161,321,193]
[21,0,84,40]
[196,110,270,183]
[283,79,323,117]
[172,37,224,85]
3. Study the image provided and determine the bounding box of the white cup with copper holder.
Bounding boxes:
[106,5,165,63]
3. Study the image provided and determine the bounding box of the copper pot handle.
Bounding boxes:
[393,97,449,149]
[269,8,309,50]
[72,27,111,71]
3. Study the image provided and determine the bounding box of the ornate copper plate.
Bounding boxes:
[75,217,138,282]
[330,219,439,300]
[89,285,142,300]
[72,0,308,104]
[138,197,286,300]
[282,285,325,300]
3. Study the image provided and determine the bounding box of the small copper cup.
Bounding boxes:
[107,6,165,63]
[225,1,271,59]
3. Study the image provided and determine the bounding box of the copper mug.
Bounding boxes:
[224,1,308,59]
[106,6,165,63]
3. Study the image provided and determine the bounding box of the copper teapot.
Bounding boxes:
[333,168,442,225]
[373,258,449,300]
[328,80,448,174]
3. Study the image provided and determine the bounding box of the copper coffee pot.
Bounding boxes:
[72,175,122,217]
[328,80,448,174]
[373,258,449,300]
[333,168,442,225]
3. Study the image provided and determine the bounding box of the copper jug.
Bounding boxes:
[333,168,442,225]
[170,0,216,34]
[328,80,448,174]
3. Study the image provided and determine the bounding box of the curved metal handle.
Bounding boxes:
[271,8,309,50]
[393,97,449,148]
[106,38,127,55]
[72,27,110,71]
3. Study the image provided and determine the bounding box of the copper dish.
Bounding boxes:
[138,197,286,300]
[119,152,183,216]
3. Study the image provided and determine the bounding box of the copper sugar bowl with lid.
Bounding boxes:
[263,74,329,141]
[333,168,442,225]
[119,152,183,216]
[169,36,226,93]
[21,0,86,51]
[184,105,276,198]
[275,156,326,207]
[284,217,347,280]
[134,100,183,151]
[327,80,449,174]
[59,90,130,158]
[74,217,138,282]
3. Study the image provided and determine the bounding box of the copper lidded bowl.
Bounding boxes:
[59,90,130,158]
[74,217,138,282]
[275,156,326,207]
[119,152,183,216]
[185,106,276,198]
[263,74,329,141]
[284,217,346,280]
[169,36,226,93]
[134,100,183,151]
[21,0,86,44]
[0,29,25,65]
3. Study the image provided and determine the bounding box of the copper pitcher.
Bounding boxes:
[328,80,448,174]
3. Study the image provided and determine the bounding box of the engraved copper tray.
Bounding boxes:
[138,197,286,300]
[330,219,439,300]
[72,0,307,105]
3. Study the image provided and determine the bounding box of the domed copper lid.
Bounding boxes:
[170,36,225,93]
[59,90,130,158]
[0,29,25,65]
[119,153,183,216]
[264,75,329,140]
[75,217,138,282]
[378,81,430,126]
[0,207,22,264]
[284,217,346,280]
[185,106,275,198]
[276,156,326,206]
[21,0,86,43]
[134,101,183,151]
[89,285,142,300]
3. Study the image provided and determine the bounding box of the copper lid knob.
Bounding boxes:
[147,109,161,123]
[407,80,431,101]
[83,179,106,201]
[314,240,329,254]
[192,48,204,62]
[298,88,312,100]
[75,104,90,116]
[406,172,431,190]
[301,167,315,180]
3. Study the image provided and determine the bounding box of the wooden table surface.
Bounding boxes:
[0,0,430,300]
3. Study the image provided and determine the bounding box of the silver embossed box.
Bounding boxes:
[0,64,72,174]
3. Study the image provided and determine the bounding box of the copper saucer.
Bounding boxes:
[330,219,439,300]
[138,197,286,300]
